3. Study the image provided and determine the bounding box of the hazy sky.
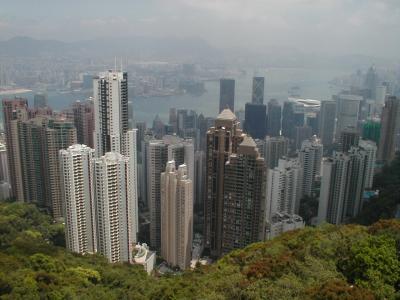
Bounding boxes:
[0,0,399,58]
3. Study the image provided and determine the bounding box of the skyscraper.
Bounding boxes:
[34,93,47,109]
[266,158,302,220]
[60,144,96,254]
[282,101,304,141]
[339,127,360,153]
[45,119,77,219]
[318,100,336,146]
[264,136,289,169]
[362,119,380,146]
[72,100,94,148]
[146,136,194,250]
[204,109,244,258]
[318,147,369,225]
[377,96,400,163]
[335,94,362,139]
[266,99,282,137]
[359,140,377,189]
[93,152,136,263]
[219,79,235,113]
[161,162,193,270]
[222,136,266,254]
[295,125,313,150]
[93,71,128,157]
[2,98,29,200]
[244,102,267,139]
[252,77,264,104]
[299,137,323,198]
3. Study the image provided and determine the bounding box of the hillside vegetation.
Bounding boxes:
[0,201,399,299]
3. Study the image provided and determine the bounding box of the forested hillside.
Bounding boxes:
[0,202,398,299]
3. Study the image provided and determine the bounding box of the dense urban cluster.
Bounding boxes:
[0,65,399,276]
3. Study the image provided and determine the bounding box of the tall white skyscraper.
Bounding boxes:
[161,162,193,270]
[299,137,323,198]
[93,71,129,157]
[93,152,136,263]
[266,158,302,221]
[146,136,194,250]
[60,144,96,254]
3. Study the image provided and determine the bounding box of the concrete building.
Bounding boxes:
[339,127,360,153]
[221,135,267,254]
[359,140,377,189]
[0,143,10,184]
[295,125,313,150]
[335,94,362,139]
[219,79,235,113]
[264,136,289,169]
[252,76,265,104]
[299,137,323,198]
[93,152,136,263]
[318,148,369,225]
[377,96,400,163]
[161,162,193,270]
[318,100,336,146]
[72,100,94,148]
[60,144,96,254]
[133,243,156,274]
[266,99,282,137]
[2,98,29,201]
[204,109,244,258]
[93,71,129,157]
[266,158,302,221]
[266,213,305,240]
[146,136,194,250]
[282,101,304,141]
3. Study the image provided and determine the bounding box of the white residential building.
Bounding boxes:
[60,144,96,254]
[299,137,323,198]
[93,152,135,263]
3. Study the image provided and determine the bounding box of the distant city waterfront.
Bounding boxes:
[1,67,348,126]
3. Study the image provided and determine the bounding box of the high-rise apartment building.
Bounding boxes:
[161,162,193,270]
[335,94,362,139]
[0,143,10,184]
[266,99,281,137]
[264,136,289,169]
[318,100,336,146]
[244,103,267,139]
[222,136,266,254]
[72,100,94,148]
[2,98,29,200]
[318,147,370,225]
[299,137,323,198]
[266,158,302,220]
[219,79,235,113]
[252,77,264,104]
[359,140,377,189]
[60,144,96,254]
[204,109,244,258]
[146,136,194,250]
[93,152,135,263]
[93,71,128,157]
[377,96,400,163]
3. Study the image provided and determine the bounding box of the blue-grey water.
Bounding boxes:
[1,67,348,127]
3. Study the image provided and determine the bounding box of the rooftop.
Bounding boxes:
[217,109,236,121]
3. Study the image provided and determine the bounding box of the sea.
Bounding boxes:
[0,67,349,128]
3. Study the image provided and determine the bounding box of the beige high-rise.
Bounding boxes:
[161,162,193,270]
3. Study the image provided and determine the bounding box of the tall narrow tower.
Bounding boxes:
[252,77,265,104]
[93,71,129,157]
[161,162,193,270]
[93,152,135,263]
[204,109,243,257]
[219,79,235,113]
[60,144,96,254]
[299,137,323,198]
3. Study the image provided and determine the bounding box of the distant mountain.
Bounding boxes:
[0,36,222,60]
